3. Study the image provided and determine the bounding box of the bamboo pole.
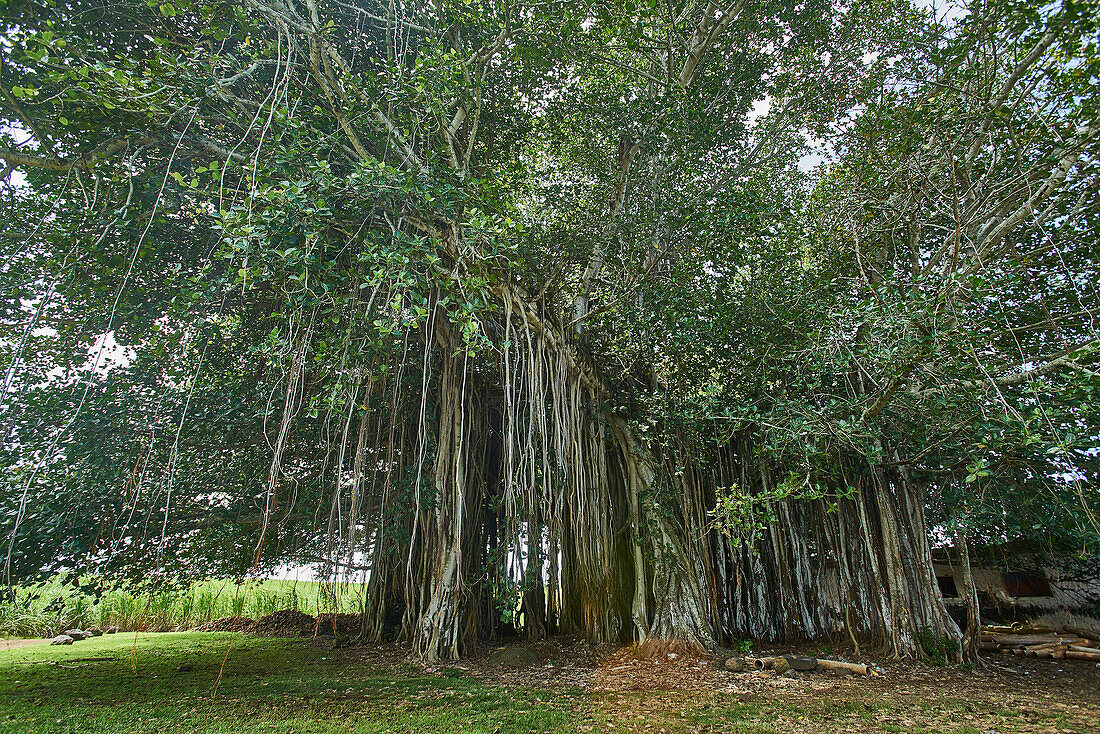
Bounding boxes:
[1066,650,1100,662]
[817,659,868,675]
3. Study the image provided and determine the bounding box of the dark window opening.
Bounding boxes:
[937,575,959,597]
[1002,572,1053,598]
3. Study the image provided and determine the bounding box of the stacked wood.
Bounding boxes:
[1068,644,1100,653]
[979,625,1100,661]
[990,634,1082,646]
[1066,644,1100,662]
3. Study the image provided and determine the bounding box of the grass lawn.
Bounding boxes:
[1,633,1096,734]
[0,633,579,734]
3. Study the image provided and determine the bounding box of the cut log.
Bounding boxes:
[994,635,1088,648]
[1024,640,1082,655]
[1059,626,1100,641]
[1025,640,1074,651]
[1034,646,1068,659]
[1068,645,1100,655]
[1066,650,1100,662]
[752,657,776,670]
[979,641,999,652]
[817,659,868,676]
[991,634,1060,646]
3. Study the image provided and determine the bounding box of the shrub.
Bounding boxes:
[917,626,960,666]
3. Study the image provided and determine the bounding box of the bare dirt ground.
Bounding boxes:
[0,637,44,651]
[341,637,1100,733]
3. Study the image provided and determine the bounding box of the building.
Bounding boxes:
[932,543,1100,634]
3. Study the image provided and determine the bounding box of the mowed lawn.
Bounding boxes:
[0,633,578,734]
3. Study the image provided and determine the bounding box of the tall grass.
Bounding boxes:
[0,578,365,638]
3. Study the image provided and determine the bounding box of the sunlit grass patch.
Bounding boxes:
[0,632,577,734]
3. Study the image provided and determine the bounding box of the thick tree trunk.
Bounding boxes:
[609,417,715,649]
[413,351,470,662]
[645,514,714,649]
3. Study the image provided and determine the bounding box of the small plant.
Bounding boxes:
[179,592,195,627]
[282,586,301,612]
[95,598,112,629]
[917,626,960,666]
[733,638,753,653]
[148,590,177,631]
[230,588,247,617]
[66,594,92,630]
[253,589,280,618]
[111,591,141,630]
[0,592,53,637]
[196,587,216,623]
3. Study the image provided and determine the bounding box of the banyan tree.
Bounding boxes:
[2,0,1097,662]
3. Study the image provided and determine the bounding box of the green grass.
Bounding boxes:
[0,632,580,733]
[0,633,1088,734]
[1,578,366,637]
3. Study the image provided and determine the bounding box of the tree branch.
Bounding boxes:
[0,136,157,172]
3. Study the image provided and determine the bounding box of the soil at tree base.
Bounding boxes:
[340,636,1100,733]
[179,613,1100,731]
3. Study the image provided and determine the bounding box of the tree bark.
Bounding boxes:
[955,530,981,662]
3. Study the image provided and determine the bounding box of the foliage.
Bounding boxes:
[732,638,754,654]
[709,476,850,549]
[917,626,961,667]
[0,576,362,637]
[0,0,1096,658]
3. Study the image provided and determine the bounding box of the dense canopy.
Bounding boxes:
[1,0,1097,661]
